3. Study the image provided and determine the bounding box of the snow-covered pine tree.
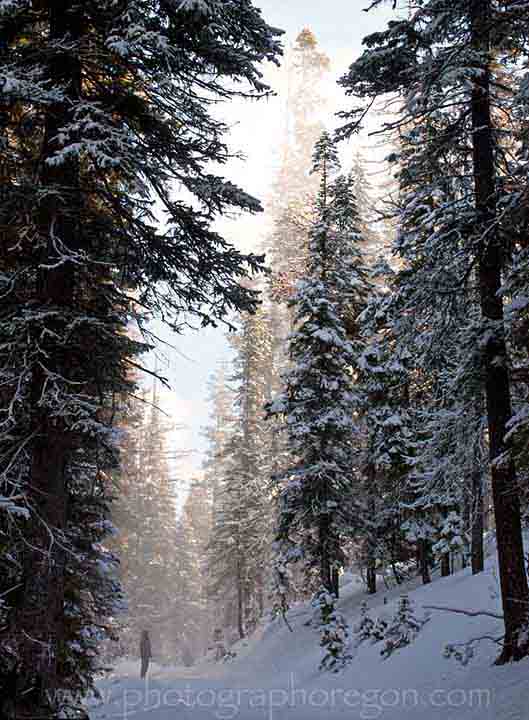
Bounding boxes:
[258,35,333,613]
[325,171,373,327]
[321,170,397,596]
[370,108,489,581]
[62,459,123,697]
[264,27,331,378]
[497,55,529,531]
[349,150,381,265]
[371,615,389,645]
[340,0,529,662]
[404,340,487,579]
[207,308,273,642]
[388,116,488,580]
[0,0,282,711]
[355,277,416,594]
[311,588,351,672]
[432,511,466,575]
[381,595,427,660]
[376,66,488,581]
[268,133,371,631]
[353,601,375,647]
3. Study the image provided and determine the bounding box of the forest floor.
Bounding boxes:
[88,552,529,720]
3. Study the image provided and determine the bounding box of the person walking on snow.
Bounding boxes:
[140,629,152,679]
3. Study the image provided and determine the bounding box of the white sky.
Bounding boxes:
[147,0,397,498]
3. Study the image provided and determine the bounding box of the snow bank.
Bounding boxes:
[90,554,529,719]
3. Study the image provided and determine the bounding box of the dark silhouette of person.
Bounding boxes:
[140,630,152,679]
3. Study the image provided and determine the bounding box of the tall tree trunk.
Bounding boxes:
[462,494,470,569]
[440,553,451,578]
[16,1,82,711]
[236,556,245,641]
[470,0,529,663]
[256,573,264,618]
[471,469,485,575]
[318,431,337,597]
[319,513,332,595]
[331,567,340,599]
[366,469,377,594]
[417,539,431,585]
[366,563,377,595]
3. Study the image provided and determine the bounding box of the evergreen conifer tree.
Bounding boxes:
[311,588,351,672]
[268,133,371,609]
[381,595,427,659]
[0,0,282,709]
[353,601,375,647]
[339,0,529,661]
[207,308,273,642]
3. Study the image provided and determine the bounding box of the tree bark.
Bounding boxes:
[319,513,332,595]
[366,563,377,595]
[365,469,377,594]
[470,0,529,663]
[471,469,485,575]
[440,553,451,578]
[16,1,83,711]
[256,572,265,618]
[417,539,431,585]
[236,557,245,641]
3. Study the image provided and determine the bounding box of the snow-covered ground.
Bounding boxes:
[89,556,528,720]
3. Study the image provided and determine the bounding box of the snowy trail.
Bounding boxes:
[90,565,529,720]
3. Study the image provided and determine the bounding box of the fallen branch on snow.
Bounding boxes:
[424,605,503,620]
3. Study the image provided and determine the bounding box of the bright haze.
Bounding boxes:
[150,0,395,491]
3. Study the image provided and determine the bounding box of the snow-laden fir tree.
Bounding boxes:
[353,265,416,594]
[432,512,466,573]
[349,150,381,265]
[207,308,274,643]
[404,344,487,579]
[258,35,333,611]
[371,615,389,645]
[499,80,529,522]
[381,595,427,660]
[0,0,282,711]
[339,0,529,662]
[384,110,488,581]
[264,28,332,419]
[262,32,333,515]
[268,133,373,651]
[353,601,375,647]
[311,588,351,672]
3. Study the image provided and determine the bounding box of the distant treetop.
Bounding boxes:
[296,28,317,48]
[294,27,331,71]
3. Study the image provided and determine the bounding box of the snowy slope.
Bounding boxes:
[89,557,528,720]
